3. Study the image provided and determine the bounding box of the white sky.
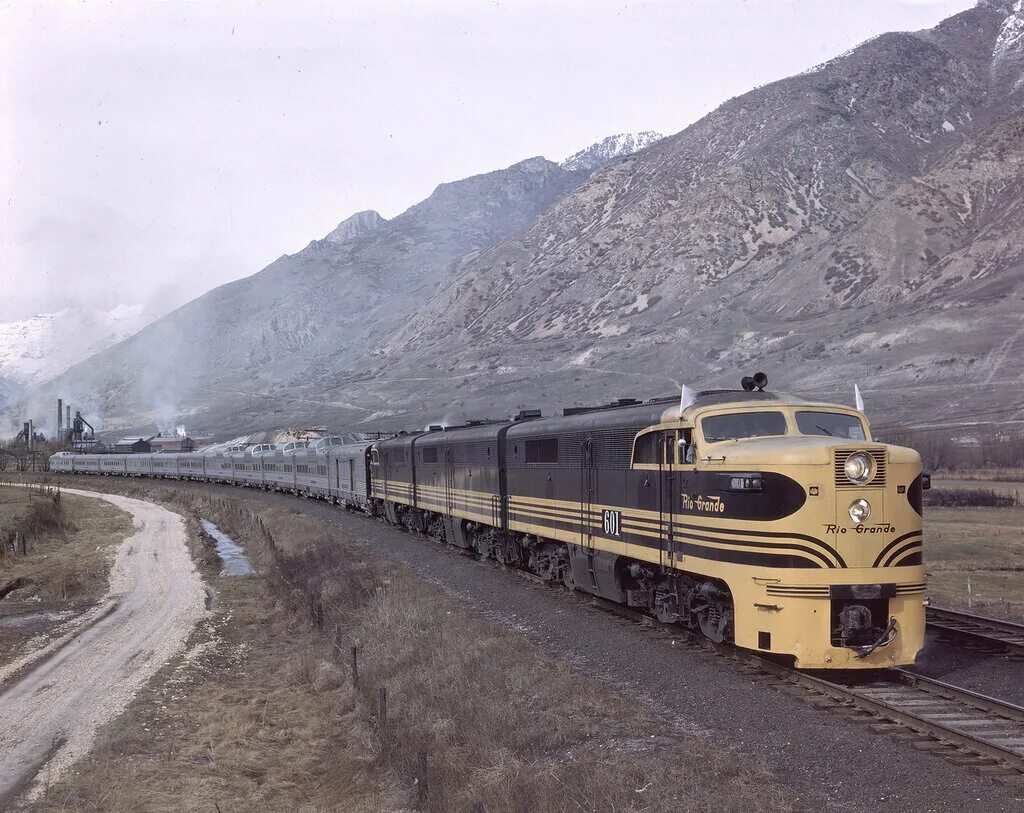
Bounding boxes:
[0,0,975,323]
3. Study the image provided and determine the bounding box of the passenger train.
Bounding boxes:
[50,378,928,670]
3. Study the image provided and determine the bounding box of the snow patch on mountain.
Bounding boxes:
[560,131,664,173]
[992,0,1024,91]
[0,304,154,397]
[994,0,1024,53]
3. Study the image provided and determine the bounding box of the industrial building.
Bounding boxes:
[112,436,154,454]
[150,435,196,453]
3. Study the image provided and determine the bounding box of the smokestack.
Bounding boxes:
[29,419,34,451]
[58,398,63,439]
[66,405,71,437]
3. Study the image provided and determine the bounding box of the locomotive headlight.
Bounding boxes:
[844,452,874,485]
[848,498,872,524]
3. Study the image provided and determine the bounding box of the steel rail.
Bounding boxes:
[579,598,1024,774]
[751,656,1024,772]
[927,605,1024,656]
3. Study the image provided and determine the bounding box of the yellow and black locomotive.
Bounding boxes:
[371,378,926,669]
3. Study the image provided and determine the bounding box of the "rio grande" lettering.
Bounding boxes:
[681,493,726,513]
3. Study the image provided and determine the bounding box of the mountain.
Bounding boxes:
[365,0,1024,431]
[15,1,1024,439]
[560,132,664,173]
[11,134,659,435]
[0,305,153,408]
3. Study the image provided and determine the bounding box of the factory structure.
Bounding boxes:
[3,398,196,471]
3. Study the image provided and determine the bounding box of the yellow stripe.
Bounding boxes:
[510,506,598,528]
[888,546,923,566]
[377,484,834,568]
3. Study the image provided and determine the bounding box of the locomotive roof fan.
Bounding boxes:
[741,372,769,392]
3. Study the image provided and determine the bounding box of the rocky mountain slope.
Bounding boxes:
[364,0,1024,431]
[10,135,657,435]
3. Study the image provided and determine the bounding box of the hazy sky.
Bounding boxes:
[0,0,975,323]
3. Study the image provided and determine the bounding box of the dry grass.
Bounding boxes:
[36,578,404,813]
[925,504,1024,619]
[347,573,777,813]
[924,487,1016,507]
[934,467,1024,484]
[931,474,1024,502]
[0,485,134,666]
[232,498,789,812]
[27,477,794,813]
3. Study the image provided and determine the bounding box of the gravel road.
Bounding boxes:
[0,489,207,807]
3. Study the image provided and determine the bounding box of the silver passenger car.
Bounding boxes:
[49,439,379,513]
[327,442,374,509]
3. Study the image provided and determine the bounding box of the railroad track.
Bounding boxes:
[927,605,1024,658]
[576,595,1024,780]
[755,658,1024,778]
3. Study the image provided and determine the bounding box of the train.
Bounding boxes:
[49,377,928,670]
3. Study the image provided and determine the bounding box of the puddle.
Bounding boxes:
[201,520,255,576]
[0,611,62,628]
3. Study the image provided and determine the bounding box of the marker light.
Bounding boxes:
[728,475,763,492]
[844,452,874,485]
[849,498,872,524]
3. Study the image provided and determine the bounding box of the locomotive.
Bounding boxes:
[51,377,927,670]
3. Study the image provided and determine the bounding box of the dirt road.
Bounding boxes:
[0,488,207,806]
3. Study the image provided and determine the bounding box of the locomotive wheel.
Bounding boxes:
[562,564,578,592]
[696,599,734,643]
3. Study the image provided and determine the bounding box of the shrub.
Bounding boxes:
[924,488,1015,508]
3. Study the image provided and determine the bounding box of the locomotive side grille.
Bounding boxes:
[766,584,829,597]
[833,449,887,489]
[507,427,644,470]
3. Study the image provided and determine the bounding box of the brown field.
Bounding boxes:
[933,468,1024,484]
[930,476,1024,502]
[32,481,792,813]
[924,503,1024,619]
[0,484,134,666]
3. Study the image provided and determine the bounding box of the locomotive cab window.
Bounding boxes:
[678,429,697,464]
[702,411,787,443]
[633,432,658,464]
[633,430,677,465]
[422,447,439,464]
[795,411,867,440]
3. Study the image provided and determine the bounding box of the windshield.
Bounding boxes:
[796,411,866,440]
[702,411,787,442]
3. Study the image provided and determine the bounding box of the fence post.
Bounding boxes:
[351,645,359,689]
[417,751,428,809]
